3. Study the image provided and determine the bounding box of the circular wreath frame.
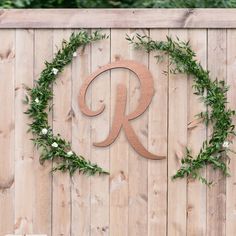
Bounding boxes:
[25,31,235,184]
[127,33,236,184]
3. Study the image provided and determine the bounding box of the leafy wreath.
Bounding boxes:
[25,31,235,185]
[25,31,108,175]
[127,34,235,184]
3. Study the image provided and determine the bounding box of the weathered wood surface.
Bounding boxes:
[168,29,188,236]
[71,29,92,236]
[34,29,53,236]
[187,29,207,236]
[1,9,236,28]
[0,29,15,236]
[52,29,72,236]
[148,29,168,236]
[90,29,110,235]
[207,29,227,236]
[0,22,236,236]
[226,29,236,236]
[109,29,129,236]
[14,29,34,235]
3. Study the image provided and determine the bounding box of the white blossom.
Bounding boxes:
[41,128,48,135]
[223,141,230,148]
[35,98,39,103]
[51,142,58,148]
[67,151,73,156]
[52,68,59,75]
[73,52,77,57]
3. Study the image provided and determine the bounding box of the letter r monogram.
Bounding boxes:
[79,60,165,160]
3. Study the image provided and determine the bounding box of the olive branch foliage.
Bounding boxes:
[25,31,108,176]
[127,34,236,184]
[25,30,235,184]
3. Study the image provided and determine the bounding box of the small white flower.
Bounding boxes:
[52,68,59,75]
[51,142,58,148]
[223,141,230,148]
[73,52,77,57]
[67,151,73,156]
[35,98,39,103]
[41,128,48,135]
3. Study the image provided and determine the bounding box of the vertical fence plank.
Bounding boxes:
[148,29,168,236]
[71,29,91,236]
[128,29,148,236]
[0,29,15,236]
[90,29,110,236]
[52,29,71,236]
[110,29,129,236]
[15,29,35,235]
[207,29,227,236]
[33,29,53,236]
[168,29,188,236]
[187,29,207,236]
[226,29,236,236]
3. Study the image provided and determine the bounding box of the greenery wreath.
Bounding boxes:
[25,30,235,185]
[127,34,236,184]
[25,31,108,176]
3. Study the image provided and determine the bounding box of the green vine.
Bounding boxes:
[25,31,108,176]
[127,34,236,184]
[25,30,236,184]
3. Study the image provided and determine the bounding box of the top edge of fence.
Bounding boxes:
[0,9,236,29]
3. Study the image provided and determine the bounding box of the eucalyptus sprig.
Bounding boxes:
[25,31,108,176]
[127,34,236,184]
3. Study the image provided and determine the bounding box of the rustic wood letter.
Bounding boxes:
[79,60,165,160]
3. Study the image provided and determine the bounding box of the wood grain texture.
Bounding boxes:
[1,9,236,28]
[148,29,168,236]
[90,29,110,236]
[168,29,188,236]
[6,235,47,236]
[52,29,71,236]
[71,29,91,236]
[128,29,148,236]
[14,29,34,235]
[109,29,129,236]
[187,29,207,236]
[226,29,236,236]
[207,29,227,236]
[33,29,53,236]
[0,29,15,236]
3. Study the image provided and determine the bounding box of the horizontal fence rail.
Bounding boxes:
[0,9,236,28]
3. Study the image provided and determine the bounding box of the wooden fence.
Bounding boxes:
[0,9,236,236]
